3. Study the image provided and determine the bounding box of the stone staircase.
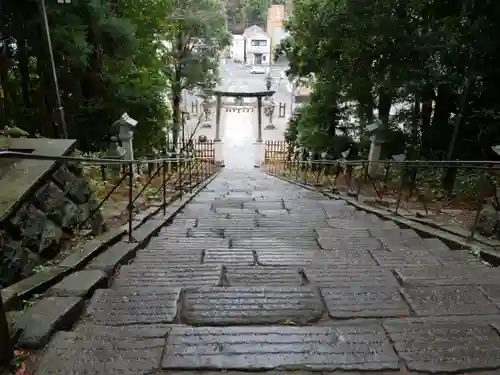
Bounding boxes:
[34,170,500,375]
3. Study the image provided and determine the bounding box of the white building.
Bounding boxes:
[243,25,270,65]
[230,34,245,63]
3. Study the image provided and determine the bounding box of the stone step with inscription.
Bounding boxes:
[225,228,318,239]
[187,228,225,238]
[322,286,411,318]
[204,248,255,265]
[34,330,165,375]
[181,286,324,325]
[426,249,481,265]
[394,265,499,286]
[317,236,384,252]
[373,229,427,251]
[224,266,305,286]
[83,287,180,325]
[401,285,500,316]
[161,324,400,370]
[131,251,203,264]
[383,320,500,372]
[318,249,378,266]
[146,237,230,250]
[305,266,400,288]
[256,250,328,266]
[113,264,222,288]
[231,237,319,249]
[196,218,257,229]
[370,249,441,267]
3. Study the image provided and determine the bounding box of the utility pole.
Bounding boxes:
[39,0,69,138]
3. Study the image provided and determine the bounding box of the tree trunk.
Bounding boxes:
[420,83,434,158]
[18,36,31,108]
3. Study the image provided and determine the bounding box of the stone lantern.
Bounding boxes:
[112,112,138,161]
[265,75,272,91]
[263,99,276,130]
[201,98,212,128]
[104,136,126,177]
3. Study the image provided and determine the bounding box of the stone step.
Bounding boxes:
[83,287,180,325]
[224,265,305,286]
[113,264,223,288]
[161,324,399,370]
[180,286,324,325]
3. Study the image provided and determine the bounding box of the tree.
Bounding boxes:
[162,0,230,148]
[278,0,500,184]
[0,0,173,153]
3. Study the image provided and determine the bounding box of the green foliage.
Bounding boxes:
[278,0,500,178]
[0,0,228,154]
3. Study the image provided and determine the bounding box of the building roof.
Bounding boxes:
[243,25,267,37]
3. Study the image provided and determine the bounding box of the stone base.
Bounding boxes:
[253,142,266,168]
[214,140,224,167]
[264,124,276,130]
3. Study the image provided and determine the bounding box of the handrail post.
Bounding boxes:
[188,157,193,192]
[127,162,133,242]
[162,158,167,215]
[178,157,183,197]
[0,295,13,368]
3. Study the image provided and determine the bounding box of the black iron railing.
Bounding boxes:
[266,158,500,242]
[0,151,218,368]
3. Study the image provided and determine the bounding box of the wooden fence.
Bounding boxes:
[168,139,215,160]
[265,141,289,162]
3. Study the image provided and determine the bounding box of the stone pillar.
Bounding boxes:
[256,96,263,142]
[215,95,222,141]
[368,135,382,175]
[118,126,134,160]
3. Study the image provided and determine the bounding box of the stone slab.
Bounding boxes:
[394,265,500,286]
[132,250,203,264]
[58,228,126,268]
[47,270,107,297]
[232,237,318,249]
[319,249,378,266]
[317,236,384,252]
[304,266,399,288]
[225,266,304,286]
[132,219,166,243]
[181,286,323,325]
[34,330,164,375]
[424,237,451,251]
[402,285,499,316]
[113,264,222,288]
[161,324,399,370]
[384,320,500,372]
[204,248,255,265]
[370,250,441,267]
[73,323,172,338]
[256,250,323,266]
[85,241,139,274]
[84,287,180,325]
[146,237,230,249]
[323,286,411,318]
[18,296,84,348]
[429,249,481,265]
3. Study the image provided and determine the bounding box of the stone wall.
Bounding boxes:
[0,158,104,287]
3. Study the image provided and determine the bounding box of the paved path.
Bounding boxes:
[36,170,500,374]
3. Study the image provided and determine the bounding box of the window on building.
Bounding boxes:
[251,39,267,47]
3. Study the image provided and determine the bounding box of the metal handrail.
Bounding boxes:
[0,150,207,164]
[268,158,500,167]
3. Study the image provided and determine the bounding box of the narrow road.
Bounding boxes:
[36,170,500,374]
